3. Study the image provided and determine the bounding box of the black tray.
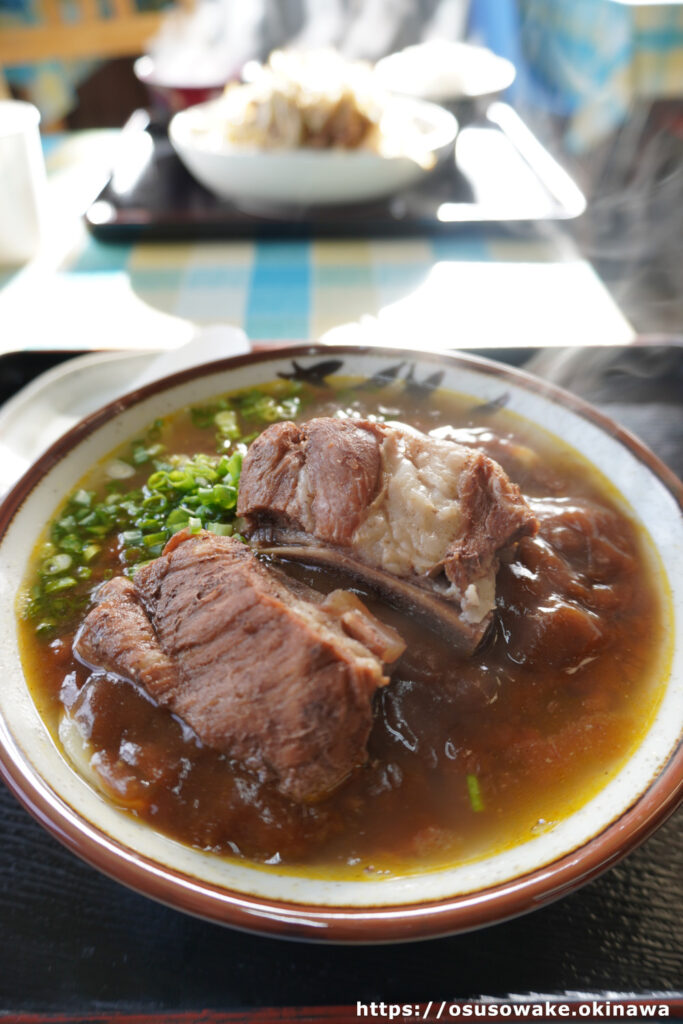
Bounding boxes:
[85,103,586,242]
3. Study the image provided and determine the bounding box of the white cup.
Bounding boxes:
[0,100,46,266]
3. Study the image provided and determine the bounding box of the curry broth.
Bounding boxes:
[17,378,670,878]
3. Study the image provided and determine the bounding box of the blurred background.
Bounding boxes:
[1,0,681,336]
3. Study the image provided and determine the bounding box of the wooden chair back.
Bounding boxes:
[0,0,179,65]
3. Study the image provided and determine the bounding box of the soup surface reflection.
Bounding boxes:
[18,374,669,877]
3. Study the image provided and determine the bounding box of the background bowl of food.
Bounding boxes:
[374,40,516,114]
[134,55,229,114]
[0,345,681,942]
[168,50,458,206]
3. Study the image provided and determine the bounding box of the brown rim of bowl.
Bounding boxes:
[0,344,681,944]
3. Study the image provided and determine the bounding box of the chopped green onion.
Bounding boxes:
[142,531,169,548]
[120,529,143,545]
[214,409,240,439]
[466,774,484,813]
[52,514,76,538]
[132,446,151,466]
[44,576,77,594]
[27,407,251,636]
[142,493,167,511]
[166,507,190,526]
[147,418,164,440]
[42,553,73,575]
[212,484,237,509]
[85,524,112,537]
[76,512,98,528]
[168,521,189,535]
[239,393,301,423]
[227,451,243,479]
[207,522,233,536]
[57,534,83,554]
[168,470,195,491]
[191,402,228,429]
[136,517,161,532]
[82,544,100,563]
[147,471,169,491]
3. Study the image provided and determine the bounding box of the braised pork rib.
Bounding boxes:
[237,417,538,650]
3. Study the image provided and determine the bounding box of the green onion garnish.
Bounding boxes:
[44,576,77,594]
[24,394,268,637]
[41,553,73,576]
[466,774,484,813]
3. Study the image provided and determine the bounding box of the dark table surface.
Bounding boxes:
[0,343,681,1015]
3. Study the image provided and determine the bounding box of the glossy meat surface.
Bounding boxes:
[238,417,538,627]
[73,575,179,701]
[237,417,383,545]
[75,531,401,802]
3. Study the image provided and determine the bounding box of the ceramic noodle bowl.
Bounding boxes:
[0,346,681,942]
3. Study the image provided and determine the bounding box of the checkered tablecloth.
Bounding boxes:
[0,130,635,355]
[64,232,603,338]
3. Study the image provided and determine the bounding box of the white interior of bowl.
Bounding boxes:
[0,351,681,909]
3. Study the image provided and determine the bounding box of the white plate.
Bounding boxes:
[0,326,250,495]
[0,351,157,496]
[375,41,516,103]
[169,97,457,207]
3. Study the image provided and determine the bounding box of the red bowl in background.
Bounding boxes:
[134,55,229,113]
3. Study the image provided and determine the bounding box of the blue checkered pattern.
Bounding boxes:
[51,231,569,344]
